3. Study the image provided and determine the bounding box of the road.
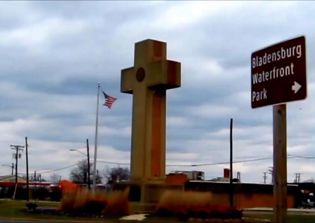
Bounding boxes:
[2,209,315,223]
[0,218,117,223]
[243,207,315,216]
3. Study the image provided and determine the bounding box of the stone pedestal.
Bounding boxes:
[142,181,183,204]
[114,180,184,213]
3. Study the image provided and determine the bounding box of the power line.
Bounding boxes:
[168,156,272,167]
[288,154,315,159]
[36,163,78,174]
[33,153,315,176]
[97,160,129,165]
[167,154,315,168]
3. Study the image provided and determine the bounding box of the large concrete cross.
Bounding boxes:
[121,39,181,182]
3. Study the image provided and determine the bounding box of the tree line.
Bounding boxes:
[69,159,130,186]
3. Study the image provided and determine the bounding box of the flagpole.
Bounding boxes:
[92,83,100,191]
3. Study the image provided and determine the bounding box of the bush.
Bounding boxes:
[102,189,130,217]
[59,188,129,217]
[155,190,242,220]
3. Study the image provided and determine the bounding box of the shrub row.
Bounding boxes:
[155,190,242,220]
[59,188,130,217]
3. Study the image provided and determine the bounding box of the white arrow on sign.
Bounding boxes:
[292,81,302,94]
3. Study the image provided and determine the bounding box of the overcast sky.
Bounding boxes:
[0,1,314,184]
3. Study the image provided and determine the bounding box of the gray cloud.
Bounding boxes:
[0,1,314,182]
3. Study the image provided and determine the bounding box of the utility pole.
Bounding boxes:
[11,163,14,176]
[268,167,274,184]
[263,172,267,184]
[86,139,91,190]
[294,173,301,183]
[25,137,30,201]
[69,140,91,189]
[229,118,234,208]
[10,144,24,199]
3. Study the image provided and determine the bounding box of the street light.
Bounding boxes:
[69,149,86,156]
[69,139,91,189]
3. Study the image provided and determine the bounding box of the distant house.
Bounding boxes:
[169,170,205,181]
[185,180,299,208]
[165,169,298,209]
[0,175,26,185]
[0,175,56,200]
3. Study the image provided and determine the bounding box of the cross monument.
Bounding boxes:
[121,39,181,183]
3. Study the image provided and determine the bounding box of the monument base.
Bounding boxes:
[141,181,183,203]
[113,180,184,213]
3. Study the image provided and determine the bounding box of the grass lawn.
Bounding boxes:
[0,199,62,219]
[244,211,315,223]
[1,199,315,223]
[0,199,109,222]
[287,214,315,223]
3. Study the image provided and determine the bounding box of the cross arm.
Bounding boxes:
[148,60,181,89]
[121,67,134,94]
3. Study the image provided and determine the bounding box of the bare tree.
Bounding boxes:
[103,167,130,185]
[70,160,102,184]
[49,173,61,184]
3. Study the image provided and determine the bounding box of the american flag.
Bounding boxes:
[102,91,117,109]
